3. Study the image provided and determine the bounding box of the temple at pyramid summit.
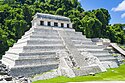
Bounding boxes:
[1,13,123,78]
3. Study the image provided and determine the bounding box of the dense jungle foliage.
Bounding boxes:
[0,0,125,58]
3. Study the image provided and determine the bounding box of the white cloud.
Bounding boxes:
[121,13,125,18]
[112,0,125,11]
[112,0,125,18]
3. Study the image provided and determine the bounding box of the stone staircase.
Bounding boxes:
[65,30,118,68]
[2,27,64,77]
[1,26,118,77]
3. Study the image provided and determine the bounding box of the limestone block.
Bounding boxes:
[58,51,76,77]
[9,64,58,77]
[23,45,66,52]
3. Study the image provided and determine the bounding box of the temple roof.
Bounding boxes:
[35,13,70,22]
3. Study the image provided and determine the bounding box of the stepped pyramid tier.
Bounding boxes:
[1,13,118,77]
[91,38,125,64]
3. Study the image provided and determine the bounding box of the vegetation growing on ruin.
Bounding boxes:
[0,0,125,58]
[120,45,125,51]
[33,64,125,83]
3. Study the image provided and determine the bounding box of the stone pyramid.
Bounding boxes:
[1,13,118,77]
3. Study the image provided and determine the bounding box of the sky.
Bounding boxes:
[79,0,125,24]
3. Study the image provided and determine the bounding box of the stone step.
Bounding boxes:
[14,40,63,46]
[28,32,59,37]
[10,62,58,77]
[6,51,56,56]
[22,35,61,40]
[14,58,59,66]
[75,44,102,48]
[28,40,63,45]
[36,26,75,32]
[57,30,82,34]
[98,57,117,61]
[97,55,115,58]
[69,36,87,40]
[30,31,84,38]
[13,42,27,48]
[3,53,19,60]
[76,46,102,49]
[2,56,15,67]
[34,29,80,36]
[2,54,59,67]
[33,28,58,32]
[78,48,103,52]
[23,45,66,52]
[108,50,117,53]
[24,28,58,36]
[21,34,60,41]
[72,40,93,44]
[66,32,83,36]
[16,38,30,44]
[2,56,18,67]
[106,47,113,50]
[97,56,116,60]
[10,44,64,52]
[33,31,58,35]
[22,28,34,38]
[71,38,92,41]
[30,35,60,39]
[89,51,112,57]
[19,54,57,60]
[81,52,110,56]
[4,51,58,61]
[13,62,59,69]
[17,38,62,44]
[73,65,101,76]
[21,35,31,40]
[55,28,75,32]
[7,45,66,53]
[24,28,34,35]
[7,47,23,54]
[89,50,109,54]
[22,31,60,39]
[72,40,95,45]
[63,28,75,32]
[23,44,64,50]
[101,61,118,68]
[65,35,85,38]
[32,31,59,36]
[111,53,121,56]
[93,54,112,57]
[66,31,82,34]
[13,44,64,48]
[4,51,57,60]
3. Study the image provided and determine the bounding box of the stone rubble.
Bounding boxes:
[32,69,60,81]
[0,61,31,83]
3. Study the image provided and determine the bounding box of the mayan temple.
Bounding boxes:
[1,13,119,77]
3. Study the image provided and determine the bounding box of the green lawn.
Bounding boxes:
[33,64,125,83]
